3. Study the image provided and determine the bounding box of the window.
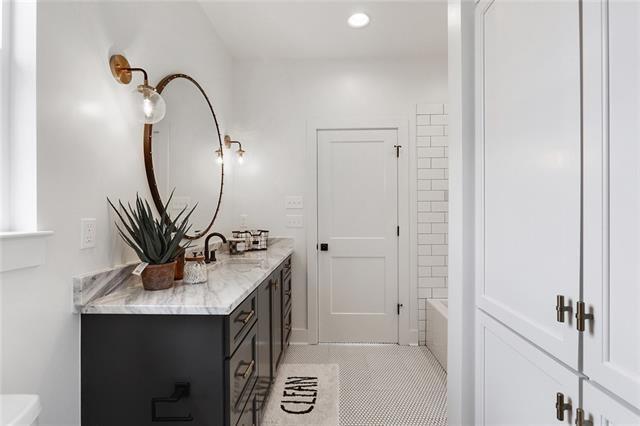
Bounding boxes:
[0,0,37,233]
[0,0,10,231]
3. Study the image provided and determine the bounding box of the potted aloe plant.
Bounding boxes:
[108,192,194,291]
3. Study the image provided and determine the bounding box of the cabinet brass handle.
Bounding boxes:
[555,392,572,421]
[575,301,594,332]
[271,279,278,290]
[556,295,572,323]
[236,360,255,380]
[235,310,255,325]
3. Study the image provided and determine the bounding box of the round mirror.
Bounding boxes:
[144,74,224,240]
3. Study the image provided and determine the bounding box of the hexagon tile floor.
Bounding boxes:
[280,344,447,426]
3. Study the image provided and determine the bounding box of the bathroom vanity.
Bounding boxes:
[77,238,293,426]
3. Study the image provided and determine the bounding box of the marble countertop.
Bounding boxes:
[74,238,294,315]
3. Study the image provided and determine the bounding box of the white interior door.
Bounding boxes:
[583,0,640,410]
[476,311,580,426]
[583,381,640,426]
[475,0,581,368]
[318,128,398,343]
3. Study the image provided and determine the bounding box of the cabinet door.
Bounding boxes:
[475,0,581,368]
[583,0,640,410]
[476,312,580,425]
[583,381,640,426]
[270,271,282,375]
[256,278,272,416]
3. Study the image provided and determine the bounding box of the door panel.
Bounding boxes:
[475,0,581,368]
[583,381,640,426]
[583,0,640,409]
[476,312,580,426]
[318,129,398,343]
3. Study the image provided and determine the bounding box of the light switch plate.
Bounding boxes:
[80,218,97,249]
[286,215,304,228]
[285,196,304,209]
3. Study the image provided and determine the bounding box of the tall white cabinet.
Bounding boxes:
[476,0,640,424]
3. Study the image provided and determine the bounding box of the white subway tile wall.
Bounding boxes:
[416,103,448,346]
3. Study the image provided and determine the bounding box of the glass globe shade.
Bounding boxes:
[132,84,166,124]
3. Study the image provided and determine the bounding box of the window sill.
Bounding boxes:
[0,231,54,273]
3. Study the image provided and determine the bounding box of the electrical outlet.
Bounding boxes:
[80,218,97,249]
[286,215,304,228]
[285,196,304,209]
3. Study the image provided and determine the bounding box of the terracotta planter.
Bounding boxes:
[175,250,185,281]
[141,261,176,291]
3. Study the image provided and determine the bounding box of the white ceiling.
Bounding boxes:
[199,1,448,60]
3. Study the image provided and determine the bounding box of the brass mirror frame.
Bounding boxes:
[143,73,224,240]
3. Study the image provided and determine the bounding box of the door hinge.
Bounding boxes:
[394,144,402,158]
[397,225,400,236]
[397,303,403,315]
[575,301,594,332]
[555,392,572,421]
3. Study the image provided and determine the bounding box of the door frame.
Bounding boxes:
[306,117,414,345]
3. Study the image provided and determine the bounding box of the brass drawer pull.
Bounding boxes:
[235,310,255,325]
[271,279,278,290]
[236,360,255,380]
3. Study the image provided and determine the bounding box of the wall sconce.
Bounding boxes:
[109,54,166,124]
[215,148,224,165]
[224,135,246,164]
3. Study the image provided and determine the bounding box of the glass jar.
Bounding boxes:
[183,253,208,284]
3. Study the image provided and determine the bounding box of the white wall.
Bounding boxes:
[229,58,448,340]
[0,2,234,424]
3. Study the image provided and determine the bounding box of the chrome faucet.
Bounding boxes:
[204,232,227,263]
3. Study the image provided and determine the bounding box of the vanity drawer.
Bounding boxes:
[282,256,292,278]
[236,387,260,426]
[282,272,292,312]
[227,323,258,426]
[283,306,292,348]
[227,290,258,356]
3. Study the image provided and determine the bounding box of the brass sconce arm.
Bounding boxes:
[110,54,149,86]
[223,135,246,163]
[224,135,243,151]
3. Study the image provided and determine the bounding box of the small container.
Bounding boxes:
[250,230,269,251]
[232,230,252,250]
[183,253,208,284]
[228,237,247,255]
[232,229,269,251]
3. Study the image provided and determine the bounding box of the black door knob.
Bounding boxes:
[320,243,328,251]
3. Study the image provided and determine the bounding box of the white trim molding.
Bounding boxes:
[0,231,53,273]
[305,117,414,345]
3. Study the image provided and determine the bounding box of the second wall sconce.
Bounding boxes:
[109,54,166,124]
[218,135,246,164]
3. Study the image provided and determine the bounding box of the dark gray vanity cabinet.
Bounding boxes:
[81,256,292,426]
[270,270,283,376]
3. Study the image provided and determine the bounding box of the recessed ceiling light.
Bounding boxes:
[348,13,370,29]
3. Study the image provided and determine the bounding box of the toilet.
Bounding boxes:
[0,395,41,425]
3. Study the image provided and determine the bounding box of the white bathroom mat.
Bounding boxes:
[262,363,339,426]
